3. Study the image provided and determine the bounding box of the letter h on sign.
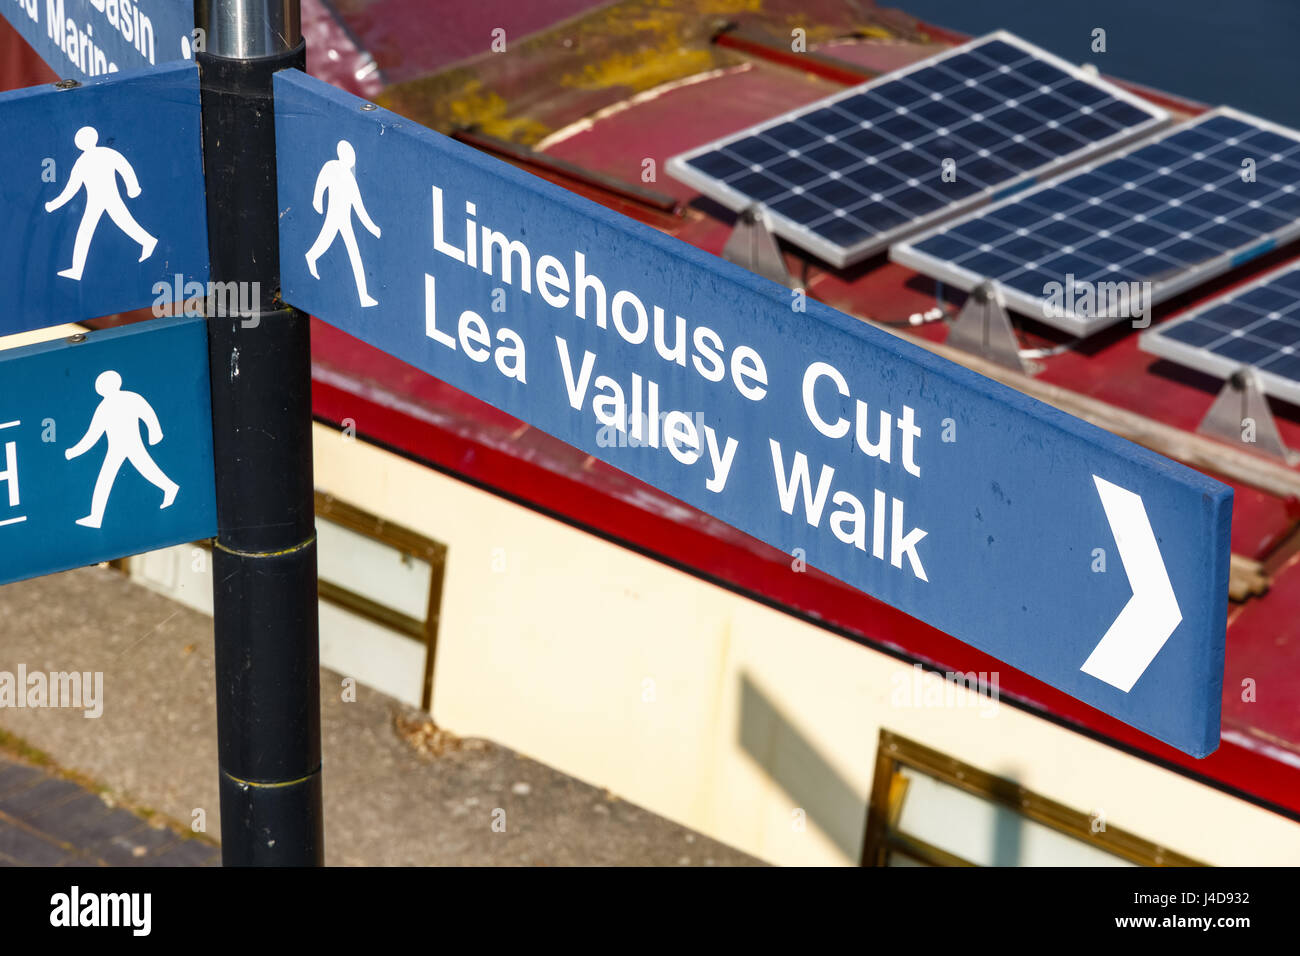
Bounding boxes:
[0,420,20,514]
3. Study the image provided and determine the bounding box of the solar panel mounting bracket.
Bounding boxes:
[722,205,795,288]
[1198,368,1300,465]
[946,281,1037,374]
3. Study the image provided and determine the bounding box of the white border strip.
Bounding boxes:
[665,30,1169,268]
[536,65,752,152]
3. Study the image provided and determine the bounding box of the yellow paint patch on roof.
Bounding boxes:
[560,38,717,95]
[382,78,552,144]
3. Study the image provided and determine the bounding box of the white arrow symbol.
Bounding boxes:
[1081,475,1182,692]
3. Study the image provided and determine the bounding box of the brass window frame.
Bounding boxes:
[119,492,448,712]
[313,491,448,713]
[862,730,1205,867]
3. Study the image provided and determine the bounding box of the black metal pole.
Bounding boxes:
[194,0,323,866]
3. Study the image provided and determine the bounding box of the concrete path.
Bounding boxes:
[0,566,760,866]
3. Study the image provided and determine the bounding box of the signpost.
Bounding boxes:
[2,0,320,865]
[274,70,1232,758]
[0,61,208,332]
[0,0,1237,872]
[0,317,216,585]
[0,0,197,80]
[194,0,322,866]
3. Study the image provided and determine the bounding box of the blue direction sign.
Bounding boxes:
[0,61,208,334]
[0,316,216,585]
[2,0,196,80]
[274,70,1232,757]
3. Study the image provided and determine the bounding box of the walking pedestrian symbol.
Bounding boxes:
[45,126,158,282]
[0,62,209,335]
[304,140,382,307]
[64,370,179,530]
[0,317,216,587]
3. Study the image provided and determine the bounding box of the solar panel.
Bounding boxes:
[891,108,1300,336]
[1140,259,1300,404]
[665,31,1167,268]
